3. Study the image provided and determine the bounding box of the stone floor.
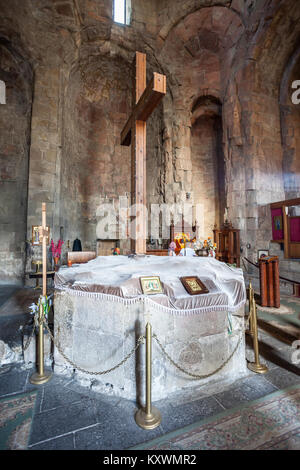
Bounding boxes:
[0,285,300,450]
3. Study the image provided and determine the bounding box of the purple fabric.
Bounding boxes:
[290,217,300,242]
[271,208,283,240]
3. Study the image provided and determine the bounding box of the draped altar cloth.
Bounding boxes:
[55,255,246,315]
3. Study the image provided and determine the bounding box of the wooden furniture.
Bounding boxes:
[270,198,300,259]
[121,52,166,254]
[259,256,280,307]
[67,251,96,264]
[213,222,240,267]
[146,249,168,256]
[294,284,300,298]
[29,271,55,289]
[146,221,175,255]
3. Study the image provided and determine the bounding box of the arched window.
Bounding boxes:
[113,0,131,25]
[0,80,5,104]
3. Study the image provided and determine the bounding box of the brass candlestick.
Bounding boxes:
[135,323,161,430]
[30,203,52,385]
[247,283,268,374]
[246,281,254,336]
[30,298,52,385]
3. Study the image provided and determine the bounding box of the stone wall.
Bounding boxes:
[0,0,300,281]
[0,40,33,283]
[61,55,132,254]
[281,49,300,200]
[191,114,224,237]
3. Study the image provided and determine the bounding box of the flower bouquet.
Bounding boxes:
[29,294,53,321]
[50,239,64,266]
[193,237,217,257]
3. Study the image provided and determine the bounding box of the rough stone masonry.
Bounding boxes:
[0,0,299,283]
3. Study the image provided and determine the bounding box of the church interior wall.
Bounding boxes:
[0,40,33,283]
[280,49,300,201]
[191,98,225,237]
[0,0,299,281]
[61,54,132,255]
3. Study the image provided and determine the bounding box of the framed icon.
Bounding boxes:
[32,225,50,246]
[258,249,269,261]
[140,276,163,295]
[180,276,209,295]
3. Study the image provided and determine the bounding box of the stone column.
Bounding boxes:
[26,66,62,275]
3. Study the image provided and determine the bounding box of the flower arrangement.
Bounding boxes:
[168,241,176,256]
[193,237,217,256]
[29,294,53,320]
[50,239,64,259]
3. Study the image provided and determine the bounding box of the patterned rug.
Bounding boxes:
[0,391,37,450]
[131,385,300,450]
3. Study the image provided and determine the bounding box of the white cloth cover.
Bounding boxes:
[179,247,196,257]
[55,256,246,316]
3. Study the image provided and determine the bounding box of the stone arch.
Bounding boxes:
[190,95,225,236]
[157,3,243,43]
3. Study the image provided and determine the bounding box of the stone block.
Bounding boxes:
[53,288,246,401]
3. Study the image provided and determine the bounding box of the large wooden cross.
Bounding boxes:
[121,52,166,254]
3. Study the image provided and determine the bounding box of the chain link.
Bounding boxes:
[43,317,145,376]
[25,312,241,380]
[23,312,40,351]
[153,333,242,380]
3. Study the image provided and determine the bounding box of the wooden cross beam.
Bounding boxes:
[121,52,166,254]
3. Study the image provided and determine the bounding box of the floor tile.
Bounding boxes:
[0,368,28,397]
[39,382,89,412]
[211,375,278,409]
[29,434,75,450]
[156,395,224,434]
[29,398,97,445]
[75,420,163,450]
[264,367,300,389]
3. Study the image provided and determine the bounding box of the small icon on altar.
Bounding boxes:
[180,276,209,295]
[140,276,163,295]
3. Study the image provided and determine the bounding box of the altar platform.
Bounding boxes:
[53,256,247,401]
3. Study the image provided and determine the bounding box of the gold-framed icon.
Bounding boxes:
[32,225,50,246]
[140,276,163,295]
[180,276,209,295]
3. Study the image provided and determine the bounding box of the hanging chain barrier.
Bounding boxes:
[24,314,242,379]
[23,312,40,351]
[24,305,241,380]
[152,332,242,380]
[43,316,145,376]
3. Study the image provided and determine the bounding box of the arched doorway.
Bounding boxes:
[191,96,225,237]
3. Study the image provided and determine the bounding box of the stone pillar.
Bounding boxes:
[26,66,62,275]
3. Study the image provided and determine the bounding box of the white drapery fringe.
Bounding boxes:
[55,286,246,316]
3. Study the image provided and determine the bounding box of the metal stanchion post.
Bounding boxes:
[246,282,254,336]
[247,284,268,374]
[30,298,52,384]
[30,202,52,385]
[135,323,161,430]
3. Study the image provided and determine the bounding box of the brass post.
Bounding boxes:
[30,202,52,385]
[247,287,268,374]
[135,323,161,430]
[246,282,254,336]
[29,297,52,384]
